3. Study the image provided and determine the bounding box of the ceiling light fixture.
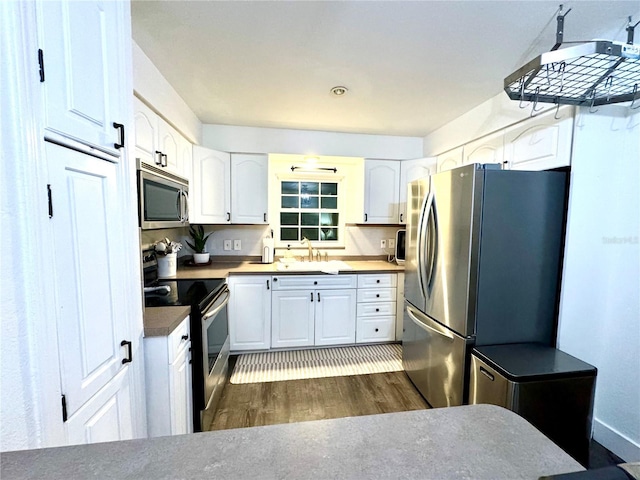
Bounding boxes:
[330,86,348,96]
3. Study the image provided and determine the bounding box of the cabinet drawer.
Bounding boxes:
[168,317,190,363]
[272,274,357,290]
[357,288,396,303]
[356,317,395,343]
[357,274,397,288]
[357,302,396,317]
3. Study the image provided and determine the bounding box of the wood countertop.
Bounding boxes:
[1,405,584,479]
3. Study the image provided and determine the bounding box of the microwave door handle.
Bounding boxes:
[182,190,189,223]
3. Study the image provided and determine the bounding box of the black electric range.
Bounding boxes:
[144,278,226,308]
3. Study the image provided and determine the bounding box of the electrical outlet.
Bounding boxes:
[380,239,387,249]
[233,239,242,251]
[223,240,232,251]
[388,238,395,249]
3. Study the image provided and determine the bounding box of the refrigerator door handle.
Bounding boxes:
[419,192,434,298]
[406,305,454,340]
[425,194,438,288]
[416,192,430,299]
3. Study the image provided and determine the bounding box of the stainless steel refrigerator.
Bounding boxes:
[402,163,567,408]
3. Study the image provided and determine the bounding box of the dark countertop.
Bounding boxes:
[1,405,583,479]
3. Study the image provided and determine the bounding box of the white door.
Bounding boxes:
[37,0,125,156]
[399,158,436,224]
[47,142,132,422]
[271,290,315,348]
[463,131,505,167]
[191,146,231,224]
[169,345,192,435]
[65,367,133,445]
[228,276,272,351]
[504,107,574,170]
[179,135,193,182]
[133,97,160,166]
[158,119,180,174]
[436,146,464,172]
[363,159,400,224]
[314,289,357,346]
[231,153,268,224]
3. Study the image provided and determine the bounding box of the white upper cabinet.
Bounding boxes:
[37,0,128,157]
[133,97,190,178]
[363,159,400,224]
[463,131,505,167]
[231,153,268,224]
[191,145,231,224]
[503,107,574,171]
[436,146,464,172]
[399,158,436,224]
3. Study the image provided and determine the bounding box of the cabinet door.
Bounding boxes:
[191,146,231,224]
[37,0,126,156]
[133,97,160,166]
[231,153,268,224]
[158,119,181,175]
[179,135,193,182]
[504,107,574,170]
[228,276,271,351]
[399,158,436,224]
[463,131,505,167]
[47,142,131,420]
[169,345,193,435]
[363,160,400,224]
[271,290,315,348]
[315,289,357,346]
[436,146,464,173]
[65,367,133,445]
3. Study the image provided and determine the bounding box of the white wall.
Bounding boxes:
[132,41,202,144]
[202,124,423,159]
[557,106,640,462]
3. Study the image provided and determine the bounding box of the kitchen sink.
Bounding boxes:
[275,260,353,273]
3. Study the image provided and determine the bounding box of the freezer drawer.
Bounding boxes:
[402,302,473,408]
[469,345,596,466]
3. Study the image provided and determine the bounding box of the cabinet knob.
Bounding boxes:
[376,294,380,298]
[273,277,278,282]
[375,328,379,332]
[375,308,380,312]
[314,281,318,285]
[181,335,189,341]
[376,279,380,283]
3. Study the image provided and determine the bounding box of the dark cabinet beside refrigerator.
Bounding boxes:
[469,343,596,466]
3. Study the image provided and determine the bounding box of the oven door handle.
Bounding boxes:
[202,288,230,323]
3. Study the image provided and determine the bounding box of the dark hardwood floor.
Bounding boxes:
[208,368,429,431]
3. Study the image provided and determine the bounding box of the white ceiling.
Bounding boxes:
[131,1,640,137]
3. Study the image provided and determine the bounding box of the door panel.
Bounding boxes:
[48,143,127,417]
[271,290,315,348]
[315,289,356,346]
[402,303,472,408]
[424,165,478,337]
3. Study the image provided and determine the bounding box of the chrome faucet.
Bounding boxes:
[301,237,313,261]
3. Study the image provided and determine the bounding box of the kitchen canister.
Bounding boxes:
[262,237,275,263]
[157,252,177,277]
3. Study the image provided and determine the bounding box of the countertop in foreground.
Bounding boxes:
[1,405,583,480]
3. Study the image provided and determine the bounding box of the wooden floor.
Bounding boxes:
[208,366,429,431]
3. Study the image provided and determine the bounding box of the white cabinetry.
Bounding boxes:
[271,275,357,348]
[228,275,272,351]
[399,158,436,224]
[503,107,573,171]
[396,272,405,341]
[37,0,127,157]
[356,274,397,343]
[363,160,400,224]
[191,146,231,224]
[231,153,268,224]
[144,316,193,437]
[133,97,189,178]
[463,131,505,167]
[436,146,464,173]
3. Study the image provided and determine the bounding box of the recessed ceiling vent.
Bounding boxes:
[504,6,640,112]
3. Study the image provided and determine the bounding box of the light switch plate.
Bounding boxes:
[388,238,395,248]
[223,240,232,251]
[233,239,242,251]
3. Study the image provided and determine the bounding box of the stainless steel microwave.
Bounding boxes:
[137,161,189,229]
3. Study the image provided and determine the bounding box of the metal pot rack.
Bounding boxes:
[504,6,640,114]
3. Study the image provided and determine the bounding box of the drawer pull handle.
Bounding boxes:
[376,279,380,283]
[181,335,189,342]
[375,308,380,312]
[376,294,380,298]
[479,366,495,381]
[375,328,379,332]
[120,340,132,364]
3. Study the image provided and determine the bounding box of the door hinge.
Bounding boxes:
[38,49,45,82]
[61,394,68,422]
[47,184,53,218]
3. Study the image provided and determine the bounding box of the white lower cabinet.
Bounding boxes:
[356,274,397,343]
[271,275,357,348]
[396,272,405,341]
[144,316,193,437]
[228,275,272,351]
